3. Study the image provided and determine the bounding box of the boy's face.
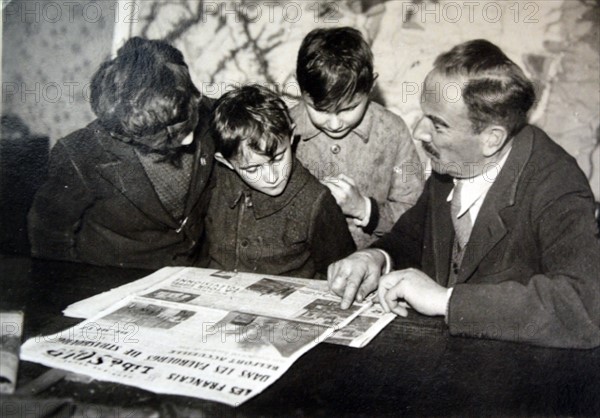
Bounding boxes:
[217,139,293,197]
[303,94,369,139]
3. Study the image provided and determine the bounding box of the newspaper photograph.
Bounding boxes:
[22,268,373,405]
[64,267,187,319]
[326,304,396,348]
[64,267,395,349]
[64,267,364,325]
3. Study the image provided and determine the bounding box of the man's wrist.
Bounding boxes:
[368,248,392,274]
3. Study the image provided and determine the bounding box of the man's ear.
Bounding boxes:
[214,152,235,170]
[481,125,508,157]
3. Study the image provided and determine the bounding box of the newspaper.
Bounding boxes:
[21,268,369,406]
[1,311,24,394]
[63,267,186,319]
[326,304,396,348]
[64,268,396,349]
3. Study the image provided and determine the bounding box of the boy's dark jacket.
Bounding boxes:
[28,97,216,269]
[206,159,356,279]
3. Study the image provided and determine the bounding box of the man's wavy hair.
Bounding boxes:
[296,27,375,112]
[433,39,536,137]
[212,85,293,161]
[91,37,201,152]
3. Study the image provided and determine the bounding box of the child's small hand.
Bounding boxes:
[321,174,367,219]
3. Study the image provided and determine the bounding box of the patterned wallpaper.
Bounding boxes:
[2,0,598,198]
[2,0,115,145]
[133,0,600,199]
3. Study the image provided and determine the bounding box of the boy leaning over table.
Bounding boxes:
[28,37,215,269]
[203,84,355,279]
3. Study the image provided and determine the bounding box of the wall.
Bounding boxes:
[134,0,599,199]
[1,0,118,251]
[2,0,116,144]
[2,0,598,198]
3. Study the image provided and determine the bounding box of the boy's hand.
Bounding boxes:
[321,174,367,219]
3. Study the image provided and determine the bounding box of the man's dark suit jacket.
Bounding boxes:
[372,125,600,348]
[28,98,215,270]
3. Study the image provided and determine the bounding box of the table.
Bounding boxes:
[2,253,599,416]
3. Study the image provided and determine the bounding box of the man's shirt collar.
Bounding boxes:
[447,145,513,218]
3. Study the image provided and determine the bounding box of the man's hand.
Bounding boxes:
[321,174,367,219]
[378,268,450,317]
[328,249,386,309]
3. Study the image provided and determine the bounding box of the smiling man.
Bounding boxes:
[327,39,600,348]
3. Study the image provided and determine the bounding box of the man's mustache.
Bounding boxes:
[422,142,440,159]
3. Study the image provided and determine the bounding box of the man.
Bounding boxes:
[328,39,600,349]
[28,37,215,269]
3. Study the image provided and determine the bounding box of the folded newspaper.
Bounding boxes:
[21,268,393,406]
[64,267,395,348]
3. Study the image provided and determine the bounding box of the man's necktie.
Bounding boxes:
[451,180,472,249]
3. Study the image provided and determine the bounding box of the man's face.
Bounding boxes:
[413,71,486,178]
[228,139,293,197]
[303,94,369,139]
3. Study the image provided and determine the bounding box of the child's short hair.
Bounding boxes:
[91,37,201,150]
[296,27,374,112]
[212,85,293,160]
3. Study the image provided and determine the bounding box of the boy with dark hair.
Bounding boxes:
[292,27,424,249]
[28,37,215,269]
[207,84,355,278]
